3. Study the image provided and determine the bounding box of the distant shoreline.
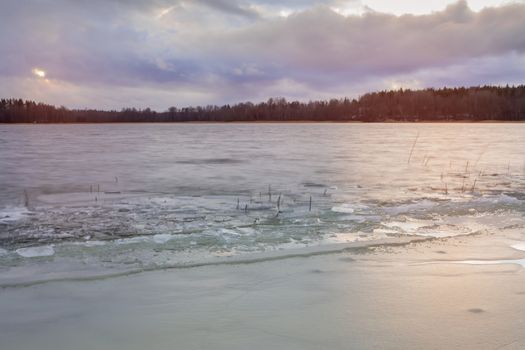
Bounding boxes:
[2,120,525,125]
[2,85,524,123]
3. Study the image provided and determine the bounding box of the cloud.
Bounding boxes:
[202,1,525,78]
[0,0,524,109]
[196,0,261,18]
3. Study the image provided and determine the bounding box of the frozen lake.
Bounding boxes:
[0,123,524,285]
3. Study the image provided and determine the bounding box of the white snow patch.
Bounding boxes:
[452,259,525,268]
[153,234,174,244]
[331,203,366,214]
[383,220,431,233]
[0,206,30,223]
[16,245,55,258]
[511,243,525,252]
[373,228,399,235]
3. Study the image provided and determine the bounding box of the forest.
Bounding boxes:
[1,85,524,123]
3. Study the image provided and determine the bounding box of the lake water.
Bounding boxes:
[0,123,524,286]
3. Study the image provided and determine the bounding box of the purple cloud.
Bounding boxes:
[0,0,524,110]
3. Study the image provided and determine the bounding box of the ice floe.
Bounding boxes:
[16,246,55,258]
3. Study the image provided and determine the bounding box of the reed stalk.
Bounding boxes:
[407,132,419,164]
[23,189,30,209]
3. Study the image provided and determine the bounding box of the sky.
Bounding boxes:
[0,0,524,110]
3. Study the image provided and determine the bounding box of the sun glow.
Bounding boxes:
[156,6,175,19]
[32,68,46,78]
[279,9,293,18]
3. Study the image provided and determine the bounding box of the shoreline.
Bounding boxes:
[0,236,434,289]
[1,231,524,350]
[1,120,525,125]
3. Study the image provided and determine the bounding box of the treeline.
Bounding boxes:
[1,85,525,123]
